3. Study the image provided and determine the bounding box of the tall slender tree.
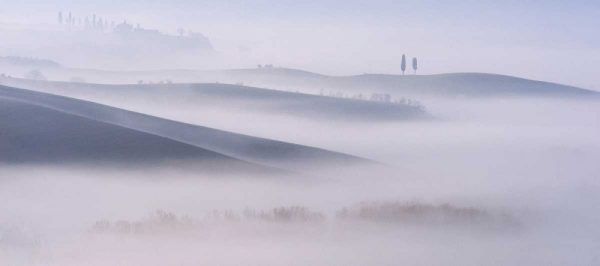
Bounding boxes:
[58,12,63,24]
[412,57,418,74]
[401,54,407,75]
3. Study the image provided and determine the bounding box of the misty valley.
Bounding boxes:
[1,2,600,266]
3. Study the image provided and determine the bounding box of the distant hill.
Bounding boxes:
[0,78,430,122]
[333,72,598,98]
[0,56,61,68]
[0,85,371,173]
[0,26,214,71]
[199,68,598,98]
[7,66,597,99]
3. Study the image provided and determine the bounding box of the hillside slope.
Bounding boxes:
[208,69,598,97]
[0,78,428,121]
[333,73,598,97]
[0,86,371,172]
[8,67,597,98]
[0,97,273,173]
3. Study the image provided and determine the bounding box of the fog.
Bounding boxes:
[2,93,599,265]
[2,1,600,265]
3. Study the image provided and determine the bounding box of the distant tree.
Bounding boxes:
[412,57,418,74]
[68,12,72,25]
[257,64,263,68]
[401,54,406,75]
[177,27,185,37]
[58,12,63,24]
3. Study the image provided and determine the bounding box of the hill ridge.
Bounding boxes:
[0,85,372,172]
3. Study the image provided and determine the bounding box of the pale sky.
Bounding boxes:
[1,0,599,90]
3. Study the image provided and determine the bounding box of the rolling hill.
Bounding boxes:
[0,96,272,173]
[0,85,371,172]
[202,69,599,98]
[2,66,597,98]
[331,72,598,97]
[0,77,429,122]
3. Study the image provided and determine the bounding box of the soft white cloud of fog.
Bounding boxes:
[1,95,599,265]
[2,1,600,265]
